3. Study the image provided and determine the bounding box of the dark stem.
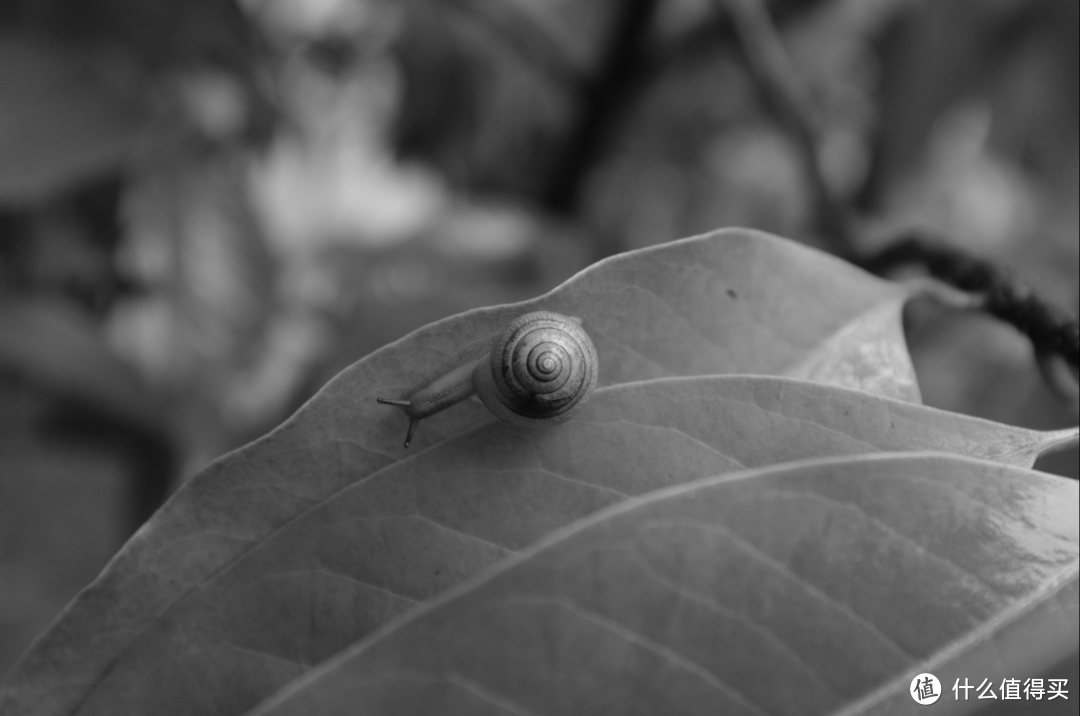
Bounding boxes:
[861,232,1080,373]
[541,0,662,217]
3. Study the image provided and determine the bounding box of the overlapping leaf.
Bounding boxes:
[4,372,1075,716]
[248,453,1079,716]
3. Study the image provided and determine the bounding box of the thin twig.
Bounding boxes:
[453,0,589,84]
[722,0,855,259]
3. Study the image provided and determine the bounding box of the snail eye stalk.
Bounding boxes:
[376,398,419,447]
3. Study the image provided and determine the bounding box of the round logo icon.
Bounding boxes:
[910,673,942,705]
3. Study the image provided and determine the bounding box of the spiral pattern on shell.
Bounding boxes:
[474,311,598,426]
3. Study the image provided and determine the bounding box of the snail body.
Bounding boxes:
[377,311,598,447]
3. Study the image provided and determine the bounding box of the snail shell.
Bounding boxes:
[473,311,598,428]
[377,311,598,447]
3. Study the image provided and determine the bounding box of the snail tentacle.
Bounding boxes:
[374,398,420,447]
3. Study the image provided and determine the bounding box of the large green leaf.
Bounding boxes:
[2,373,1073,716]
[248,453,1079,716]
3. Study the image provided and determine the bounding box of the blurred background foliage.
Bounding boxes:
[0,0,1077,678]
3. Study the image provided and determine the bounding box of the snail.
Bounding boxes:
[377,311,599,448]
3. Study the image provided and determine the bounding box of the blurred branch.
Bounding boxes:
[542,0,662,221]
[647,0,832,73]
[722,0,855,258]
[862,232,1080,387]
[452,0,589,84]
